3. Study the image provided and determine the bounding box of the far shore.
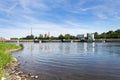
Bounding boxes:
[0,39,120,43]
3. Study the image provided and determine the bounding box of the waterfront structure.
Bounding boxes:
[44,34,47,38]
[44,32,50,38]
[48,32,50,37]
[87,33,95,41]
[0,37,6,40]
[77,34,86,40]
[0,37,6,43]
[10,38,19,40]
[34,39,39,43]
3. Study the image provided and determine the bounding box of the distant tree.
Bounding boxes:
[50,36,58,40]
[26,34,34,39]
[106,30,113,34]
[64,34,71,39]
[94,32,100,39]
[70,35,77,39]
[115,29,120,33]
[94,29,120,39]
[35,36,38,39]
[58,34,64,39]
[38,34,43,40]
[101,32,106,39]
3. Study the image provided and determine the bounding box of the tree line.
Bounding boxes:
[20,34,78,40]
[20,29,120,40]
[94,29,120,39]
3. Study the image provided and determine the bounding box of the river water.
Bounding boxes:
[13,42,120,80]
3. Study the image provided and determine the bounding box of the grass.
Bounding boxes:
[0,43,21,52]
[0,43,21,79]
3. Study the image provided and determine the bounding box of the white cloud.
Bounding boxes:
[0,14,116,39]
[0,20,95,39]
[0,0,120,39]
[19,0,49,12]
[94,12,108,19]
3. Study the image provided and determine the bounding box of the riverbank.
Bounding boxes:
[0,43,39,80]
[0,43,24,80]
[0,43,21,79]
[1,39,120,43]
[4,57,39,80]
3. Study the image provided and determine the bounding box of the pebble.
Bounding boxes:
[12,57,18,62]
[10,70,16,74]
[31,75,34,78]
[16,76,21,80]
[28,73,32,76]
[25,74,29,78]
[15,71,23,75]
[21,74,25,77]
[35,75,38,78]
[1,77,6,80]
[4,56,40,80]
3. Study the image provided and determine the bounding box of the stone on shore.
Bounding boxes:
[12,57,18,62]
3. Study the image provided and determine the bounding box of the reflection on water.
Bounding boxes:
[13,42,120,80]
[83,43,87,53]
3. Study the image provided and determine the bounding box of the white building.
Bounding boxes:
[87,33,95,41]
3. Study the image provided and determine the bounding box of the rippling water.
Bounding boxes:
[13,42,120,80]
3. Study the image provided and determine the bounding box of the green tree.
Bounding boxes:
[94,32,100,39]
[64,34,71,39]
[38,34,43,39]
[58,34,64,39]
[50,36,58,40]
[26,34,34,39]
[94,29,120,39]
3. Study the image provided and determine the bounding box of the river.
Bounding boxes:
[13,42,120,80]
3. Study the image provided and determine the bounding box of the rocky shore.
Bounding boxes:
[3,57,39,80]
[2,47,39,80]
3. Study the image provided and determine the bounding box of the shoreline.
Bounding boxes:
[3,47,38,80]
[1,39,120,43]
[5,47,22,53]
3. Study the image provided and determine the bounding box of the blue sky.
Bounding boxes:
[0,0,120,39]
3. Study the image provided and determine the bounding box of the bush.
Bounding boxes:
[19,44,24,49]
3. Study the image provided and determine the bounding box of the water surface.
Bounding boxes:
[13,42,120,80]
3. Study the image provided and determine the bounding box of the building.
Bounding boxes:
[44,34,47,38]
[44,32,50,38]
[87,33,95,41]
[10,38,19,40]
[0,37,6,40]
[77,34,86,40]
[47,32,50,37]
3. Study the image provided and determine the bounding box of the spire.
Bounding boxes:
[31,27,32,35]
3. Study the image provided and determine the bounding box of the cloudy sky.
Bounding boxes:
[0,0,120,39]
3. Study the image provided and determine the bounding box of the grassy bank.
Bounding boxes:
[0,43,21,79]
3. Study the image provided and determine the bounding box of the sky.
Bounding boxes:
[0,0,120,39]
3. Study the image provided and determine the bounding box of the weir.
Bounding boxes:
[0,39,120,43]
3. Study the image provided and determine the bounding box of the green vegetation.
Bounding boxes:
[20,34,78,40]
[0,53,12,79]
[19,29,120,40]
[0,43,21,79]
[95,29,120,39]
[19,44,24,49]
[0,43,20,52]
